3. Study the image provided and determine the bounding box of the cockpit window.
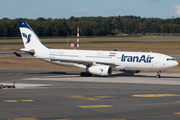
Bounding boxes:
[167,58,174,61]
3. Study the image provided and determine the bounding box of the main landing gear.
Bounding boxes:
[80,72,92,77]
[80,64,93,77]
[156,71,161,78]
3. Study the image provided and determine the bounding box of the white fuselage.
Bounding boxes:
[34,48,179,71]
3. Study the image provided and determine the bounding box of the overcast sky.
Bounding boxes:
[0,0,180,19]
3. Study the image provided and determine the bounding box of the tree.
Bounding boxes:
[2,22,10,37]
[145,20,152,32]
[113,28,119,34]
[134,30,138,34]
[81,22,92,36]
[36,17,46,22]
[70,16,75,19]
[1,16,180,37]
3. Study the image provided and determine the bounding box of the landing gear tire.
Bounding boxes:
[80,72,92,77]
[156,75,161,78]
[156,71,161,78]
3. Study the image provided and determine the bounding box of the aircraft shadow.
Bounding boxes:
[31,71,180,79]
[31,71,80,75]
[109,73,180,79]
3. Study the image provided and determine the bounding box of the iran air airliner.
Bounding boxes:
[16,21,179,78]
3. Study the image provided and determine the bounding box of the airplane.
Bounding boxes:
[16,21,179,78]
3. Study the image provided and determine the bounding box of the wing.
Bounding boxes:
[49,58,116,66]
[22,33,27,38]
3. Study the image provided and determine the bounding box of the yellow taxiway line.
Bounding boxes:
[132,94,180,97]
[78,105,113,108]
[4,100,34,103]
[19,100,34,102]
[4,100,18,103]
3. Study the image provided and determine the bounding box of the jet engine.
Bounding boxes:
[88,65,112,76]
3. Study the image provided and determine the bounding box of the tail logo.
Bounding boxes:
[22,33,31,44]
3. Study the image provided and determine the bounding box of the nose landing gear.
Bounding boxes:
[156,71,161,78]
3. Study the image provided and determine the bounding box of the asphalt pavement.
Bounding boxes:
[0,69,180,120]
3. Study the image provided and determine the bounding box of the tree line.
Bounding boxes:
[0,16,180,37]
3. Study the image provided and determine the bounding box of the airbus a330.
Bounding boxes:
[15,21,179,78]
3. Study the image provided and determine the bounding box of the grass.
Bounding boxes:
[1,36,180,43]
[40,42,180,55]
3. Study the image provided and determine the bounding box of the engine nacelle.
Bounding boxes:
[88,65,112,76]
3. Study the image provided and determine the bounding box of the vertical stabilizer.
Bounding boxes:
[18,21,48,50]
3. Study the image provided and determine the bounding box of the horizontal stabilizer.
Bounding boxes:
[20,48,33,52]
[13,52,35,58]
[14,52,22,57]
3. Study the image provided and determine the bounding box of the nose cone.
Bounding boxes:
[165,60,179,70]
[174,60,179,67]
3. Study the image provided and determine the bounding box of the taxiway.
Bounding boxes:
[1,69,180,120]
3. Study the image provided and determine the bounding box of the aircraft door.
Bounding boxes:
[154,56,160,64]
[150,56,160,69]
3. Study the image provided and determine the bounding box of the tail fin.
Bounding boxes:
[18,21,48,51]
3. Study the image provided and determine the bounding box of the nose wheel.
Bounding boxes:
[156,71,161,78]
